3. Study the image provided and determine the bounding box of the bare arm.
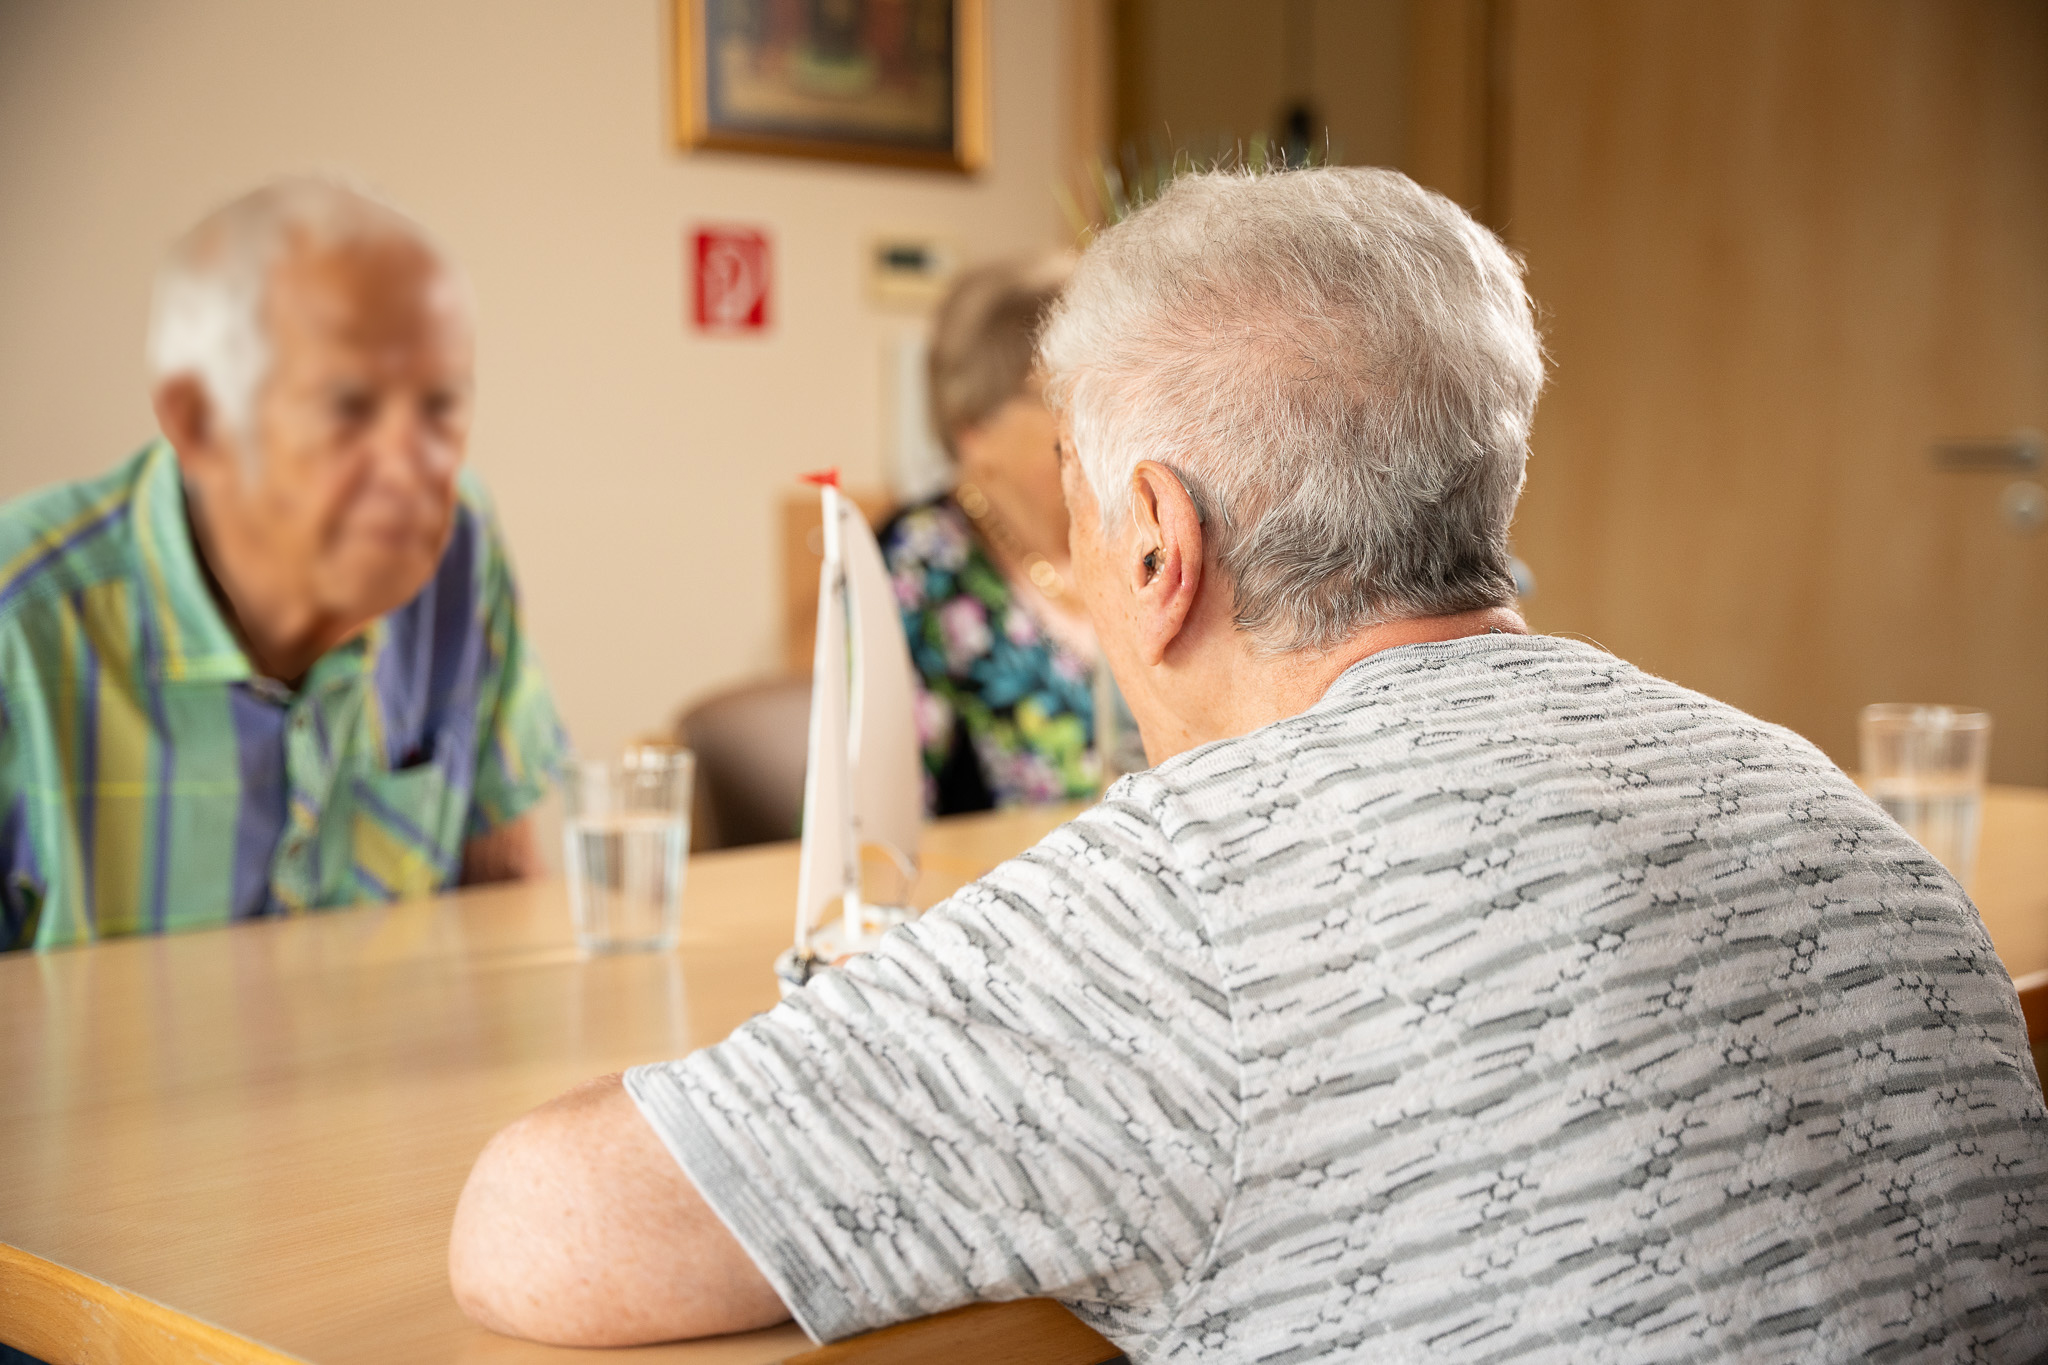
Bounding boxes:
[460,814,541,886]
[448,1074,790,1345]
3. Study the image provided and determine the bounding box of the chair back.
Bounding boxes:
[677,676,813,851]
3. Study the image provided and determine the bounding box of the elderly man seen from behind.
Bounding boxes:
[0,179,564,949]
[450,169,2048,1362]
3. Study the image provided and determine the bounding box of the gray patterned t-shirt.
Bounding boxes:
[627,635,2048,1362]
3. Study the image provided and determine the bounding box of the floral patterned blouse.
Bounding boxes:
[879,495,1098,815]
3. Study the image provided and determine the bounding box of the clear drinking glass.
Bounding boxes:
[563,749,693,953]
[1860,704,1992,888]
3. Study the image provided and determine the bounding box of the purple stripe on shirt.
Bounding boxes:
[349,775,452,882]
[72,597,99,933]
[0,504,128,615]
[309,697,332,762]
[0,791,42,948]
[136,593,175,933]
[374,507,483,775]
[227,685,289,921]
[352,862,396,901]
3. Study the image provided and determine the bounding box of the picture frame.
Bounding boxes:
[674,0,988,173]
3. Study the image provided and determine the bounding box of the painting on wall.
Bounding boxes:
[675,0,987,172]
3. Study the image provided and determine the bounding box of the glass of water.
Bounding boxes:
[1860,704,1992,888]
[563,749,693,953]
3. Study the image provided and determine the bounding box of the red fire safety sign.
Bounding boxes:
[692,226,771,333]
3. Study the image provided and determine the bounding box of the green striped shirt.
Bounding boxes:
[0,440,566,950]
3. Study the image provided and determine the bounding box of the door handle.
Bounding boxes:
[1932,428,2043,471]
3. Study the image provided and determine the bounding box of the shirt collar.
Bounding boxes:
[130,439,252,683]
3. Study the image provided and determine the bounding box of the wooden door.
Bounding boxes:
[1498,0,2048,783]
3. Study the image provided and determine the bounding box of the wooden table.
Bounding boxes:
[0,804,1080,1365]
[3,790,2042,1364]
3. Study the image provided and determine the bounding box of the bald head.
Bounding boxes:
[147,177,468,434]
[147,177,477,683]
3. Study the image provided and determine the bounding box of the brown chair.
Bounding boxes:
[675,676,813,851]
[785,1299,1126,1364]
[2014,968,2048,1097]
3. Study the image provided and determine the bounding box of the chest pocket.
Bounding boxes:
[350,761,458,901]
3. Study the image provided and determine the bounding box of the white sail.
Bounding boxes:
[793,485,854,950]
[842,496,924,872]
[781,477,925,994]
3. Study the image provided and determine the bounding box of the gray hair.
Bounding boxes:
[1040,167,1544,652]
[146,176,451,433]
[927,254,1070,457]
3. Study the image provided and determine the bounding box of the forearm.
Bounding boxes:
[460,814,541,885]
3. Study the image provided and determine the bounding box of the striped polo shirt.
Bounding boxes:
[0,440,566,950]
[629,635,2048,1363]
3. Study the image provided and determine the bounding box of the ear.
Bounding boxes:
[151,376,226,478]
[1127,460,1205,667]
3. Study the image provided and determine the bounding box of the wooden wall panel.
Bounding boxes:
[1501,0,2048,782]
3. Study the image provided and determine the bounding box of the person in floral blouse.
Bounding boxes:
[880,257,1102,815]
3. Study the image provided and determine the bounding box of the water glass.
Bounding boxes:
[564,749,693,953]
[1860,704,1992,888]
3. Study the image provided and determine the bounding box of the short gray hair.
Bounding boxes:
[1040,167,1544,652]
[146,176,450,432]
[927,255,1069,457]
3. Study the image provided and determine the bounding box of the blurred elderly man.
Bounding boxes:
[0,179,563,950]
[449,170,2047,1362]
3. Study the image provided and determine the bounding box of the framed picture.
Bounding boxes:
[674,0,988,173]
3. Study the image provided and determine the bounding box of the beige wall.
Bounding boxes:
[0,0,1071,764]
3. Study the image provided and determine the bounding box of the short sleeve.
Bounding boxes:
[624,793,1242,1346]
[459,478,568,836]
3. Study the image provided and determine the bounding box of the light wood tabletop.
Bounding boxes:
[3,789,2043,1364]
[0,802,1081,1365]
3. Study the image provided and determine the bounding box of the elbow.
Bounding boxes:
[448,1250,523,1341]
[447,1116,608,1346]
[447,1120,551,1340]
[446,1206,515,1338]
[448,1075,787,1346]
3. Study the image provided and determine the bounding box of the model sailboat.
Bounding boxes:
[774,472,924,995]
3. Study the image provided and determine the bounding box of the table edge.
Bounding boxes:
[0,1241,300,1364]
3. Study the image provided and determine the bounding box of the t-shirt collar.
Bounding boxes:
[1318,630,1574,708]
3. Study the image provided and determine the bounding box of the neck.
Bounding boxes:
[183,485,355,686]
[1138,605,1529,764]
